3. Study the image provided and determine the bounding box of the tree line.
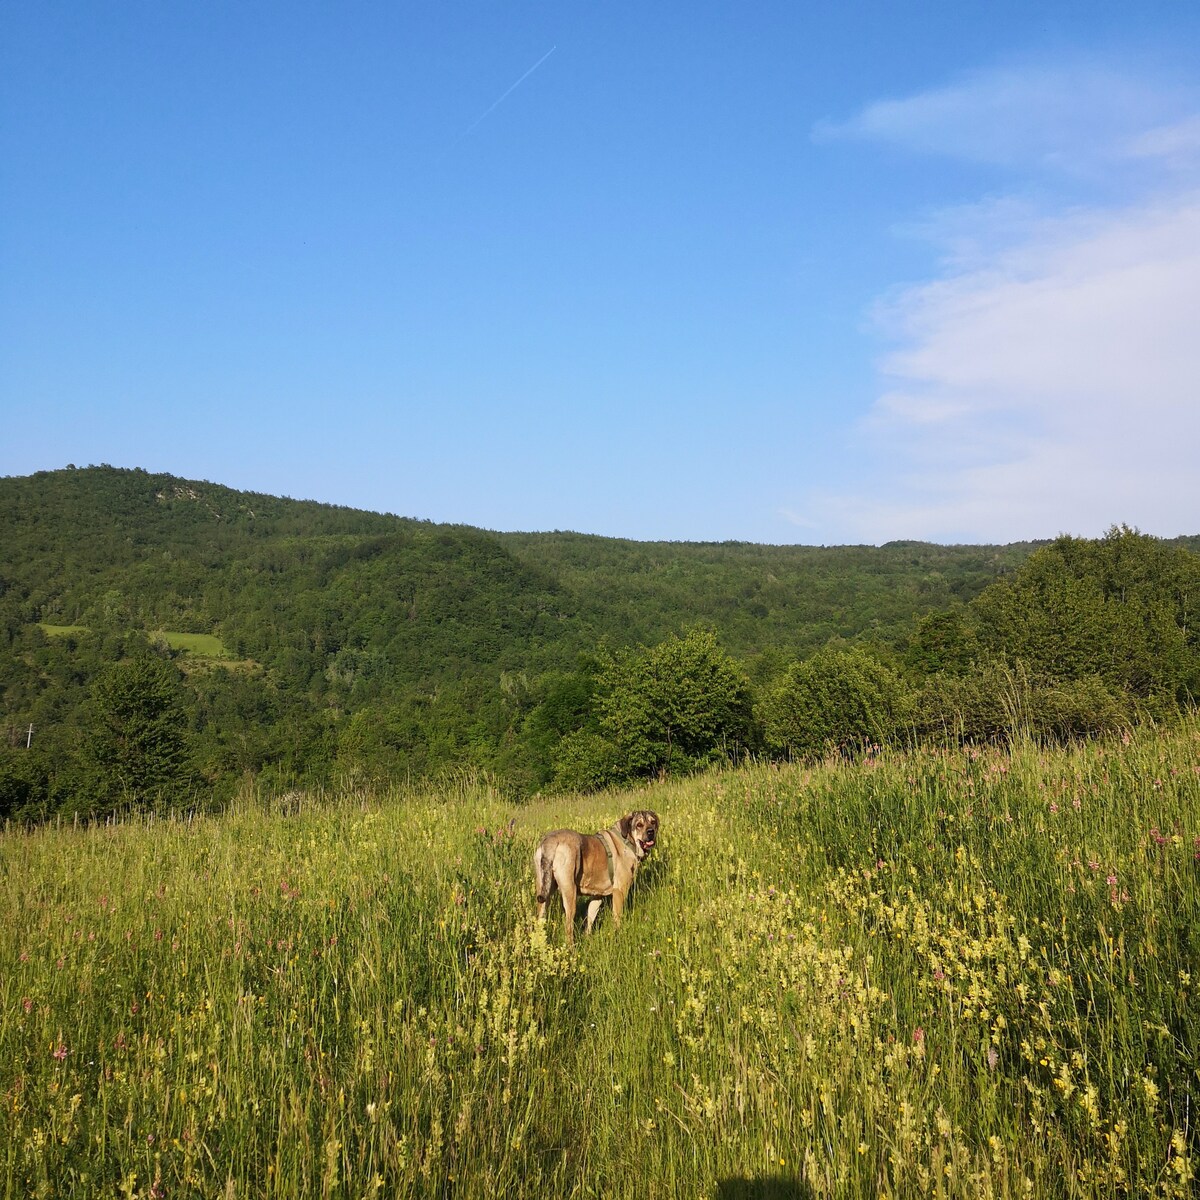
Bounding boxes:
[1,468,1197,819]
[526,525,1200,790]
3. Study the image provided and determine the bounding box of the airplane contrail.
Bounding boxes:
[456,44,558,142]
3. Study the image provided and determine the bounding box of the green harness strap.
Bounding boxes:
[601,830,638,885]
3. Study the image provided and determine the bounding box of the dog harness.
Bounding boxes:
[600,831,616,883]
[600,830,639,884]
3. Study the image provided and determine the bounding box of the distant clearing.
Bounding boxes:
[37,624,234,661]
[152,630,231,658]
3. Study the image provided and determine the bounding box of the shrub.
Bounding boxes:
[761,646,908,760]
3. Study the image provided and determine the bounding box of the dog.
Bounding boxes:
[533,810,660,945]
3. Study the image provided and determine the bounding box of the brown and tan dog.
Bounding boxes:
[533,810,660,945]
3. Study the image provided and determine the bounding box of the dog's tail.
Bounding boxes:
[533,843,554,904]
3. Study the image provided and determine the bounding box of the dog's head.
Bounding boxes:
[619,810,660,859]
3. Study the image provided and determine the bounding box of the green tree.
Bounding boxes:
[521,667,598,788]
[558,629,756,786]
[760,647,908,761]
[551,729,627,793]
[84,656,196,814]
[905,605,978,677]
[970,527,1200,708]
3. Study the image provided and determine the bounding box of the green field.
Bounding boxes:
[38,625,232,660]
[36,624,91,639]
[151,631,231,659]
[2,726,1197,1198]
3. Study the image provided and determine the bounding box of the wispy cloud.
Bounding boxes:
[814,60,1196,178]
[1123,113,1200,169]
[801,60,1200,544]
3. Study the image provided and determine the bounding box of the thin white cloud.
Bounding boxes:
[800,61,1200,544]
[815,60,1194,178]
[1123,113,1200,169]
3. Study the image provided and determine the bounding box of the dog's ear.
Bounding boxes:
[619,813,633,839]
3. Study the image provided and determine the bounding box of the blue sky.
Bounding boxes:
[3,1,1199,544]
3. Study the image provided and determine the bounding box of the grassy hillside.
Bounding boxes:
[3,723,1196,1197]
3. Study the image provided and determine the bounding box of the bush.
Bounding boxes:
[551,730,627,792]
[593,629,757,779]
[761,647,908,760]
[0,749,50,822]
[911,661,1017,744]
[912,659,1133,745]
[547,630,756,791]
[1031,674,1131,740]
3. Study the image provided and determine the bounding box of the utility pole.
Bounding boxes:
[26,723,33,749]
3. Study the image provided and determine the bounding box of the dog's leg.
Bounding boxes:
[533,845,553,923]
[584,898,603,935]
[559,875,578,946]
[611,887,627,930]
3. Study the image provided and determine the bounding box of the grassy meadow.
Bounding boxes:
[39,626,234,661]
[2,724,1198,1198]
[149,633,231,660]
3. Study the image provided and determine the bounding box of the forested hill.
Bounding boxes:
[495,531,1037,659]
[2,466,1037,672]
[4,465,1196,814]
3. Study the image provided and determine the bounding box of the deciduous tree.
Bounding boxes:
[84,655,196,813]
[761,647,907,760]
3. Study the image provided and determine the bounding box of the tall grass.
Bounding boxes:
[2,724,1197,1197]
